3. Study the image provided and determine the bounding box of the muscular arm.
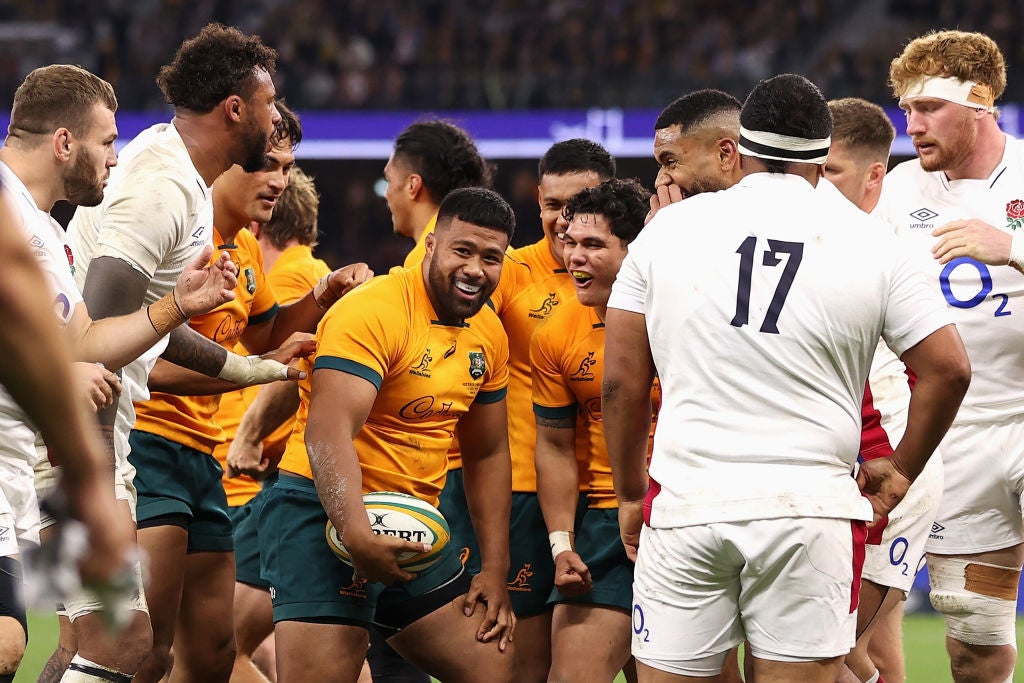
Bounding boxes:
[457,397,515,647]
[602,308,655,503]
[859,325,971,521]
[226,380,300,477]
[80,255,153,463]
[534,414,579,536]
[305,369,423,584]
[458,398,513,576]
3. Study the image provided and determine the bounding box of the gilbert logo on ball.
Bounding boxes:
[325,491,451,572]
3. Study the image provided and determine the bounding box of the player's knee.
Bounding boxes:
[928,556,1019,646]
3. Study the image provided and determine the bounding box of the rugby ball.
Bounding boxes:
[325,491,451,572]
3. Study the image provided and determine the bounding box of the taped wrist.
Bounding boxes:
[313,272,337,310]
[549,530,574,560]
[217,353,290,385]
[146,290,187,335]
[1009,230,1024,272]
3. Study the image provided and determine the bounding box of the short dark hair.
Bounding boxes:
[157,23,277,113]
[655,89,742,133]
[8,65,117,141]
[828,98,895,164]
[272,99,302,148]
[740,74,832,173]
[537,139,616,180]
[393,120,492,204]
[563,178,651,245]
[436,187,515,241]
[261,166,318,249]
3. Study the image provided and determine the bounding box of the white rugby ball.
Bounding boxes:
[325,491,451,572]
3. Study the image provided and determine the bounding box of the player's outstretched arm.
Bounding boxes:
[307,369,427,585]
[226,379,300,478]
[242,262,374,354]
[602,308,655,562]
[458,398,515,651]
[859,324,970,523]
[149,332,316,395]
[69,245,237,369]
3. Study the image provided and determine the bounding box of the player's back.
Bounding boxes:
[613,171,947,527]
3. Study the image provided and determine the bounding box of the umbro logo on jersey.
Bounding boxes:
[929,521,945,539]
[909,208,938,228]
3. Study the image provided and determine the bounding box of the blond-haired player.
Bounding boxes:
[876,30,1024,683]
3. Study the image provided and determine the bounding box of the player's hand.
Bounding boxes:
[225,437,267,479]
[347,532,427,586]
[328,263,374,298]
[173,245,238,316]
[259,333,317,381]
[72,362,122,412]
[553,550,592,597]
[645,183,684,224]
[618,499,643,562]
[463,568,516,651]
[932,219,1011,265]
[856,456,913,527]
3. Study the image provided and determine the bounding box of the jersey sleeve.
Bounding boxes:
[607,249,647,314]
[530,319,576,419]
[91,172,194,278]
[881,240,954,357]
[243,233,278,322]
[312,278,401,390]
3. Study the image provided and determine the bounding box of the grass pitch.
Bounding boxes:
[13,612,1024,681]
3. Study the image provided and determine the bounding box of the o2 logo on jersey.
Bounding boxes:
[939,257,1011,317]
[53,293,72,324]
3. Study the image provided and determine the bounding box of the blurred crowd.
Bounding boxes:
[1,0,1023,112]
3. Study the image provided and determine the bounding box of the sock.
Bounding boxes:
[59,655,133,683]
[863,671,880,683]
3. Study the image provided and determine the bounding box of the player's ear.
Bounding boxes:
[51,127,74,162]
[224,94,243,123]
[718,137,739,169]
[407,173,423,200]
[866,161,886,191]
[424,231,436,255]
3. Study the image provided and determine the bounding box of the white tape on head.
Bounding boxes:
[899,75,995,112]
[738,126,830,164]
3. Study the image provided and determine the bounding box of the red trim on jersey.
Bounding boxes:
[860,381,891,544]
[850,519,868,613]
[642,476,661,527]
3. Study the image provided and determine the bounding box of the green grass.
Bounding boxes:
[13,612,1024,681]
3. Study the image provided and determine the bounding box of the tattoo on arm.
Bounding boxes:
[161,325,229,377]
[37,644,76,683]
[537,414,575,429]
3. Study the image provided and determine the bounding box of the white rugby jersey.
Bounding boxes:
[67,122,212,464]
[876,134,1024,424]
[0,161,84,461]
[608,172,951,529]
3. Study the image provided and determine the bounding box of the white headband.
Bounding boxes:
[899,75,995,112]
[738,126,831,165]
